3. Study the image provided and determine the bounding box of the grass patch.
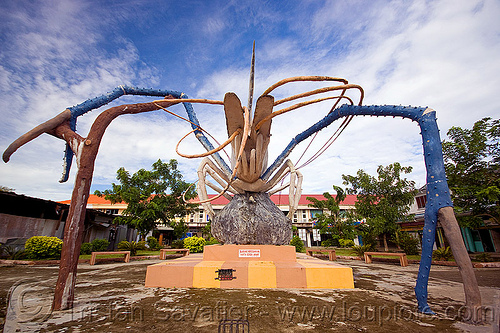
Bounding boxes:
[317,247,423,261]
[79,253,125,260]
[135,250,161,256]
[334,248,353,256]
[78,250,161,260]
[308,247,357,257]
[356,253,422,261]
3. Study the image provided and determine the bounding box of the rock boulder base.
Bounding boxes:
[212,192,292,245]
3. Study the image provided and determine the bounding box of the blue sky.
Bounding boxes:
[1,0,499,201]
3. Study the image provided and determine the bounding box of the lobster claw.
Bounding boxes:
[223,92,273,183]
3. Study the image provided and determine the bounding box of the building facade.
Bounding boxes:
[400,185,500,253]
[59,195,137,249]
[0,191,134,251]
[82,193,358,247]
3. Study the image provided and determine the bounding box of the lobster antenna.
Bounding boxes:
[248,41,255,115]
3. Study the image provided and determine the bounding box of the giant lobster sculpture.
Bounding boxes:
[3,46,480,318]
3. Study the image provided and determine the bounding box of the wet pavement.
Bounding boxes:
[1,257,499,332]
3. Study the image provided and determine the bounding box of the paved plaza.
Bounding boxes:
[1,257,499,332]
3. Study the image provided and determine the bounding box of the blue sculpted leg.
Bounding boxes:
[59,86,230,182]
[265,104,452,314]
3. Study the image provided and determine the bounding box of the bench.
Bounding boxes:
[363,252,408,267]
[90,251,130,265]
[159,248,190,260]
[306,248,336,261]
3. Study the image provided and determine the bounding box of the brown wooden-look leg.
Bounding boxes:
[438,207,482,322]
[364,254,372,263]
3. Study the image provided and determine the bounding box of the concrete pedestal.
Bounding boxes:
[145,245,354,289]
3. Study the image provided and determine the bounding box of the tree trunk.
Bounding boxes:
[438,206,482,323]
[52,99,176,310]
[395,232,401,250]
[383,233,389,252]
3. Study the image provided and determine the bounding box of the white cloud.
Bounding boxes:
[0,1,162,200]
[195,0,500,195]
[204,17,227,35]
[1,0,498,203]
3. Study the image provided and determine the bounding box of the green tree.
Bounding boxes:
[442,117,499,227]
[307,185,356,243]
[342,163,417,252]
[354,222,378,249]
[95,159,196,237]
[290,235,306,253]
[201,220,212,239]
[173,219,189,239]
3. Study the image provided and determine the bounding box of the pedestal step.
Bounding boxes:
[145,245,354,289]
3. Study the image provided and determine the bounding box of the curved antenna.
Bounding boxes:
[263,76,348,96]
[255,77,363,181]
[186,105,252,204]
[176,128,241,158]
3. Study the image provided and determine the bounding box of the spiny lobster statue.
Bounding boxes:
[3,44,480,317]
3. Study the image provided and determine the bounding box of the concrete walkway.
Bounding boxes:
[1,258,499,332]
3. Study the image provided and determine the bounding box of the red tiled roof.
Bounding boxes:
[59,194,125,205]
[193,193,357,206]
[62,193,357,207]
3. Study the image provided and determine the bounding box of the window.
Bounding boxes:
[310,210,322,218]
[293,212,298,223]
[416,196,427,209]
[199,211,204,222]
[302,211,307,222]
[312,229,321,242]
[298,229,307,242]
[105,209,118,215]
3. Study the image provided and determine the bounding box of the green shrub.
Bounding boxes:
[359,231,378,250]
[80,242,93,255]
[290,235,305,253]
[432,246,454,261]
[205,237,220,245]
[392,231,419,255]
[183,236,206,253]
[339,239,355,248]
[351,244,375,257]
[91,239,109,252]
[25,236,63,259]
[117,240,131,253]
[171,239,184,249]
[147,236,161,250]
[137,240,147,250]
[117,240,145,256]
[474,252,493,262]
[321,238,338,248]
[0,245,26,260]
